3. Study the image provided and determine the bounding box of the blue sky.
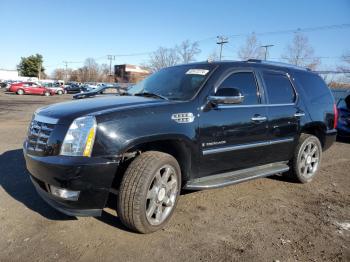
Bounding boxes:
[1,0,349,74]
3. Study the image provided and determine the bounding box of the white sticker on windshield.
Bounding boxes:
[186,69,209,75]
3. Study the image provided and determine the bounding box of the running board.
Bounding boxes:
[184,162,289,190]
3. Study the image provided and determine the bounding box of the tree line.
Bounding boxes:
[17,32,350,82]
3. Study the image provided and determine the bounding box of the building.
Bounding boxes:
[0,69,38,82]
[114,64,150,83]
[0,69,19,81]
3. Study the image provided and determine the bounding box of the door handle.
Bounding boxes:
[251,115,267,122]
[294,112,305,117]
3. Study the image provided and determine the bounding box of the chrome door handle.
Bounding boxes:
[251,116,267,122]
[294,112,305,117]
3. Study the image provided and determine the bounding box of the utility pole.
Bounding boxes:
[261,44,274,60]
[216,36,229,61]
[38,62,42,80]
[107,55,115,82]
[63,61,68,81]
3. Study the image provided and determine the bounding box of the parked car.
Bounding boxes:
[65,84,88,93]
[73,85,120,99]
[42,83,65,95]
[9,82,54,96]
[332,89,350,138]
[23,60,337,233]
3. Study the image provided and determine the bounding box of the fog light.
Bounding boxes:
[49,185,80,201]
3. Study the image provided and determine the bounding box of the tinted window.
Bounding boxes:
[263,72,295,104]
[294,71,333,104]
[217,72,259,105]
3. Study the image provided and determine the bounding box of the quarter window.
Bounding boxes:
[263,72,296,104]
[217,72,259,105]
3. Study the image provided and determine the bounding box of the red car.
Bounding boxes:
[9,82,55,96]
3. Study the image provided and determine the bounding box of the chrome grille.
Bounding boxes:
[27,120,55,152]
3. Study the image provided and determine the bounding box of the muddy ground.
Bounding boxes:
[0,91,349,262]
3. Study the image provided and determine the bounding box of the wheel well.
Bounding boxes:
[301,125,325,148]
[112,139,192,190]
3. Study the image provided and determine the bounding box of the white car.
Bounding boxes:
[44,83,65,95]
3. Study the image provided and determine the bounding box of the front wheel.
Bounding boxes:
[57,90,63,95]
[44,91,50,96]
[289,134,322,183]
[117,151,181,233]
[17,89,24,95]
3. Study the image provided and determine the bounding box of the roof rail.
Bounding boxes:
[246,59,309,71]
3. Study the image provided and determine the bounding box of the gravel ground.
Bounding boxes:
[0,91,349,262]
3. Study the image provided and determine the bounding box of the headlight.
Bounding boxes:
[60,116,97,157]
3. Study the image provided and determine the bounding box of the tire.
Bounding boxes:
[57,90,63,95]
[117,151,181,233]
[17,89,24,95]
[289,134,322,183]
[44,91,50,96]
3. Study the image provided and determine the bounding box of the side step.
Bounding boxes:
[184,162,289,190]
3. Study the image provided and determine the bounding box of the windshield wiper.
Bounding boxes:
[134,92,168,100]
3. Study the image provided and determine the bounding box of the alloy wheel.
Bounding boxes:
[145,164,178,226]
[298,141,320,179]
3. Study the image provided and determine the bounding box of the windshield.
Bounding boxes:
[128,64,215,100]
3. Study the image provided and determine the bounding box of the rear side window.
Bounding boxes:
[262,71,296,104]
[294,71,333,104]
[217,72,259,105]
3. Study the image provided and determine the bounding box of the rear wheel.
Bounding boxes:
[16,89,24,95]
[57,90,63,95]
[289,134,322,183]
[117,151,181,233]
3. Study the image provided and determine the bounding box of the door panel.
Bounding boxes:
[199,106,269,177]
[260,70,300,162]
[198,69,270,178]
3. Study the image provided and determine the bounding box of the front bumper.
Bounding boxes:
[24,148,120,217]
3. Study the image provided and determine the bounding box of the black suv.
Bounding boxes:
[23,60,337,233]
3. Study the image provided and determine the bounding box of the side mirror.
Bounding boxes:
[208,87,244,105]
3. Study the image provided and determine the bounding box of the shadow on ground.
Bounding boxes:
[0,149,75,221]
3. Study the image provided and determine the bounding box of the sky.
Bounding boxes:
[0,0,349,74]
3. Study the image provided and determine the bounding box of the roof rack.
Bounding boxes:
[246,59,309,71]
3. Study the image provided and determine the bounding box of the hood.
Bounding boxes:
[36,96,167,124]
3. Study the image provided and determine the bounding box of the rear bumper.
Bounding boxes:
[24,148,120,217]
[323,129,337,150]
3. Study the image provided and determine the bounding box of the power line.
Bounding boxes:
[227,23,350,38]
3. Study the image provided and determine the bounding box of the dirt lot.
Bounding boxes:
[0,91,349,262]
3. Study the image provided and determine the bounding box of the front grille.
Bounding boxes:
[27,120,55,152]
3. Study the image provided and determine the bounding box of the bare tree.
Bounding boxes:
[52,68,65,80]
[176,40,201,63]
[238,33,263,60]
[98,63,110,82]
[337,51,350,71]
[84,58,99,82]
[281,33,320,70]
[208,50,219,61]
[148,47,180,72]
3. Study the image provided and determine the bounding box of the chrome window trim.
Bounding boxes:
[217,103,295,109]
[202,137,294,155]
[34,114,59,124]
